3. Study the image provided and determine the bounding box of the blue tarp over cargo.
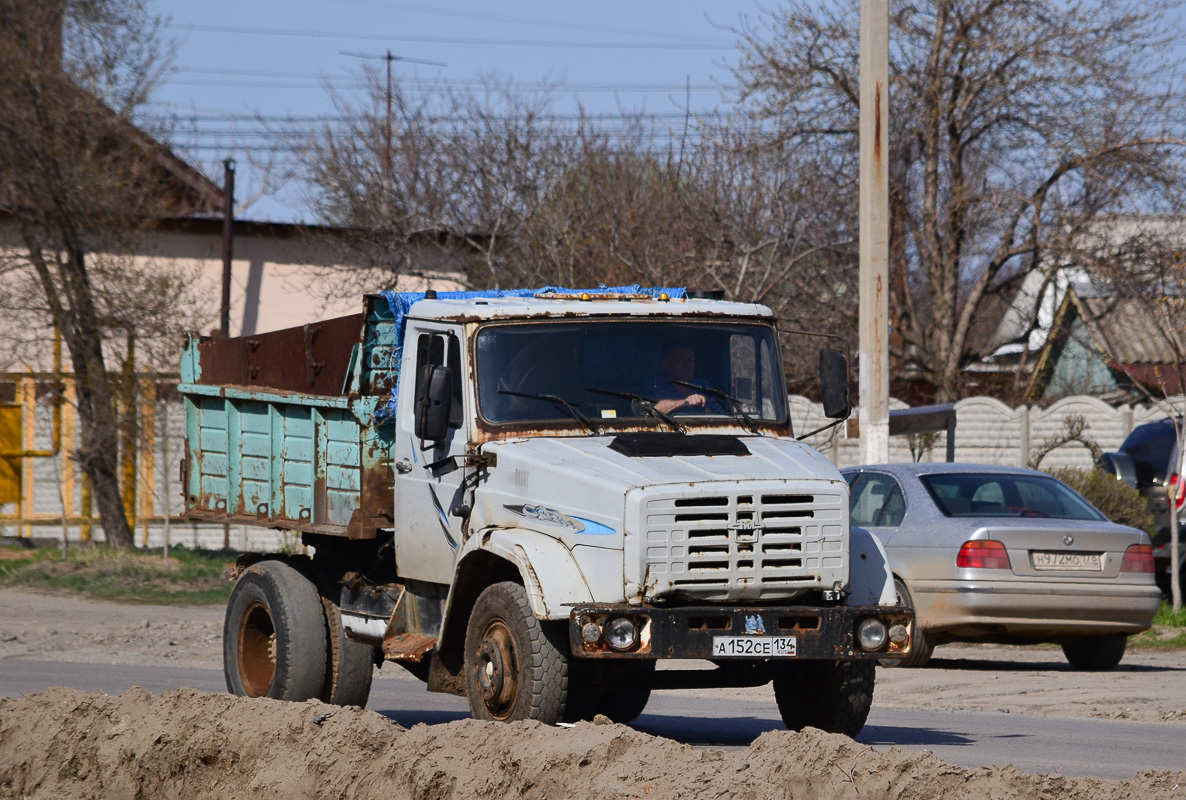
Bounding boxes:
[375,285,686,423]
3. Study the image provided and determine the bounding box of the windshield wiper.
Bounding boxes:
[497,390,601,435]
[584,387,685,433]
[667,379,762,436]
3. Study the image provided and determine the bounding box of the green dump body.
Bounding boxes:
[178,295,399,540]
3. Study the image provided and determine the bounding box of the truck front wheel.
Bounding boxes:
[224,561,327,701]
[463,581,568,723]
[598,687,652,724]
[772,660,875,737]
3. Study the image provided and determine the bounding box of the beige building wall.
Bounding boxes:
[0,219,468,373]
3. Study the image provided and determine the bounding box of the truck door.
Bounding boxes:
[393,326,470,584]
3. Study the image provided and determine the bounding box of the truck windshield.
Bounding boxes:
[474,320,788,427]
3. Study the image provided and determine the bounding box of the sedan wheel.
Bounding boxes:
[1062,634,1127,671]
[879,578,934,669]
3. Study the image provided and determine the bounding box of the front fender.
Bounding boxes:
[452,528,595,621]
[845,526,896,606]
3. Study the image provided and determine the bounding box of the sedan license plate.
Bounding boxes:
[1031,551,1102,571]
[711,636,797,657]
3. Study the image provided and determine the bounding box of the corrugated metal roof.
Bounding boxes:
[1079,295,1184,364]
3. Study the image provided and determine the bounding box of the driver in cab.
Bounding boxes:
[648,342,724,414]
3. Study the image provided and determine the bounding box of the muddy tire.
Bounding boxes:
[879,578,934,668]
[595,661,654,724]
[1062,634,1127,671]
[598,687,652,724]
[773,660,876,737]
[563,687,602,723]
[224,561,327,701]
[563,663,601,722]
[319,598,375,707]
[463,581,568,723]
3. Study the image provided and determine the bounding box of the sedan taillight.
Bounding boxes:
[1171,474,1186,512]
[956,540,1011,569]
[1121,544,1155,573]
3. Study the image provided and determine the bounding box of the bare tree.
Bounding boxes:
[0,0,208,548]
[1066,223,1186,610]
[292,72,570,296]
[733,0,1186,402]
[293,70,859,397]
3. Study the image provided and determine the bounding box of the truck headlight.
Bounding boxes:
[857,618,887,651]
[604,616,639,652]
[580,621,603,644]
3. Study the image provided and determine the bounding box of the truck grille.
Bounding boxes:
[640,486,846,601]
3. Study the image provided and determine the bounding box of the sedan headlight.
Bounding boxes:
[857,618,887,651]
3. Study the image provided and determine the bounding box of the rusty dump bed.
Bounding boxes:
[178,296,398,539]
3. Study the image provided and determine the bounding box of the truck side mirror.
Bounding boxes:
[819,349,850,420]
[414,364,453,442]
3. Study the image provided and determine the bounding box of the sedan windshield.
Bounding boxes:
[474,319,787,427]
[920,473,1105,521]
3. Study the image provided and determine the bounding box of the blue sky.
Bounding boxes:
[151,1,765,223]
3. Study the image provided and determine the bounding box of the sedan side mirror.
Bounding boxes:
[414,364,453,442]
[819,349,851,420]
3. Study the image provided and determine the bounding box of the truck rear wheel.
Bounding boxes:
[320,598,375,707]
[772,660,875,737]
[224,561,327,701]
[463,581,568,723]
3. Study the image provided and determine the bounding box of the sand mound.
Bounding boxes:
[1,688,1183,799]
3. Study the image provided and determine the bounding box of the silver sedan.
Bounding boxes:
[841,463,1162,670]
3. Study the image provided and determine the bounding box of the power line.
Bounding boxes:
[168,67,723,93]
[153,110,741,124]
[167,23,732,50]
[163,78,725,94]
[330,0,727,44]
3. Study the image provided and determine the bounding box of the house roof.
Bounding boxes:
[61,86,223,216]
[1024,286,1184,400]
[0,3,222,218]
[1078,294,1182,365]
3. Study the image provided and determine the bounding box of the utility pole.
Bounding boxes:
[339,50,447,185]
[384,50,393,181]
[219,157,235,549]
[858,0,890,464]
[219,158,235,339]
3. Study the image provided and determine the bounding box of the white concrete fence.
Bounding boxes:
[2,394,1173,550]
[795,394,1172,470]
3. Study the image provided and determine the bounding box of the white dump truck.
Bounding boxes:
[180,287,912,735]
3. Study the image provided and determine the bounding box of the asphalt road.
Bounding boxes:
[0,658,1179,781]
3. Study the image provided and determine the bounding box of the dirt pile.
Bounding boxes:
[1,688,1184,800]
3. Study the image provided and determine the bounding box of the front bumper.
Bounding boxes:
[911,578,1162,637]
[568,603,913,660]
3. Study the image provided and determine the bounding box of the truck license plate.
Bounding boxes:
[711,636,797,657]
[1031,551,1101,571]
